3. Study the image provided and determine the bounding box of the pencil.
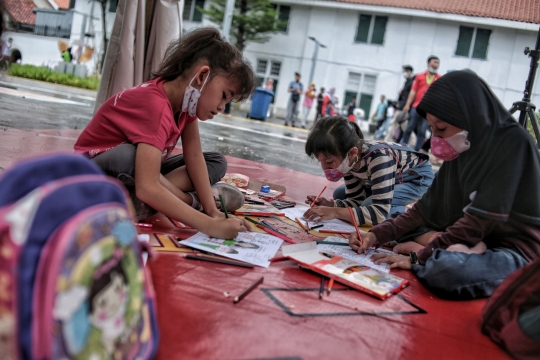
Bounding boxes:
[315,241,351,246]
[295,217,309,233]
[134,222,153,228]
[234,276,264,303]
[260,220,288,236]
[310,224,324,230]
[327,278,334,296]
[186,253,254,268]
[319,276,325,300]
[305,220,310,232]
[318,229,353,235]
[310,185,327,207]
[256,225,297,244]
[347,207,364,245]
[219,194,229,218]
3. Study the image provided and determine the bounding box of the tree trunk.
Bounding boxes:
[235,0,248,52]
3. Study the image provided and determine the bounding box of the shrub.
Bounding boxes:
[7,64,100,90]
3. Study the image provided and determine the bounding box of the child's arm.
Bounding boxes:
[134,143,246,238]
[181,120,222,218]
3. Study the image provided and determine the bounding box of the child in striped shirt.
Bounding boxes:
[303,116,434,226]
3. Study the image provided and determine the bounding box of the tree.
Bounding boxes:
[199,0,287,52]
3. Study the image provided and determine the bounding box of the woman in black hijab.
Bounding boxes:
[348,70,540,299]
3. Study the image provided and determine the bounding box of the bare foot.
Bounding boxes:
[393,241,424,255]
[446,241,487,255]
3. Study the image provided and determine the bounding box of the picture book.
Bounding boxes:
[179,232,283,268]
[282,242,409,300]
[235,203,285,216]
[281,207,357,233]
[316,236,393,273]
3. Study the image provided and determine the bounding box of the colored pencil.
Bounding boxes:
[269,256,288,262]
[295,217,309,233]
[185,253,254,268]
[319,276,325,299]
[234,276,264,303]
[134,223,153,228]
[327,278,334,296]
[256,225,297,244]
[260,220,288,236]
[347,207,364,245]
[315,241,350,246]
[310,185,327,207]
[219,194,229,218]
[310,224,324,230]
[318,229,353,235]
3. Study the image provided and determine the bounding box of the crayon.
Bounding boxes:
[234,276,264,303]
[311,186,327,207]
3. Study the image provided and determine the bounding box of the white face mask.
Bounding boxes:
[428,67,438,74]
[182,71,210,116]
[337,153,359,174]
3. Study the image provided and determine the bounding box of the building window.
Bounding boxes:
[455,26,491,60]
[355,14,387,45]
[183,0,205,22]
[109,0,118,13]
[256,58,281,102]
[343,72,377,119]
[272,4,291,33]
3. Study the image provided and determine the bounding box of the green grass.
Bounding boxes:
[7,63,100,90]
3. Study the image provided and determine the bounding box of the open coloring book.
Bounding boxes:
[282,242,408,300]
[179,232,283,268]
[281,207,357,233]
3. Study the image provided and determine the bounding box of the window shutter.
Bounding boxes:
[371,16,387,45]
[455,26,474,57]
[355,14,371,43]
[472,29,491,59]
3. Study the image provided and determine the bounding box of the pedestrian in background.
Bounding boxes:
[301,83,316,129]
[285,72,304,127]
[315,87,325,122]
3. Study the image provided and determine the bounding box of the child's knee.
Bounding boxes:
[204,152,228,184]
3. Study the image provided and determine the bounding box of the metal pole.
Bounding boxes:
[222,0,235,41]
[309,40,318,86]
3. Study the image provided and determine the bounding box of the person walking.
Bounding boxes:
[385,65,416,142]
[400,56,441,150]
[285,72,304,127]
[346,96,357,122]
[315,87,325,122]
[301,83,316,128]
[371,95,387,130]
[0,38,13,69]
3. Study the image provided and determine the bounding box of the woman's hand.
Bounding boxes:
[348,231,377,254]
[371,253,412,270]
[305,196,334,207]
[303,206,337,222]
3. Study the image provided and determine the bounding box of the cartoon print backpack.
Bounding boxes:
[482,258,540,360]
[0,153,159,360]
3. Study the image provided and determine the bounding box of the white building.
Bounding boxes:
[184,0,540,120]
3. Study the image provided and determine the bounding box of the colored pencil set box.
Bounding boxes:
[282,242,409,300]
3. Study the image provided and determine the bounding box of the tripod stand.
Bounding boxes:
[509,26,540,149]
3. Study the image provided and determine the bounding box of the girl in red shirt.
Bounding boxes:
[75,27,255,239]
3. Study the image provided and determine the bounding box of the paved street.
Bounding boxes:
[0,74,324,176]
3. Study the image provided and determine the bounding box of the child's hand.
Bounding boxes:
[305,196,333,207]
[209,217,249,239]
[303,206,336,222]
[348,231,377,254]
[371,253,411,270]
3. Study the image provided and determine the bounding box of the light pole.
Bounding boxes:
[308,36,326,86]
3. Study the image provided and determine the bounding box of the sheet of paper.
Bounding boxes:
[281,207,357,233]
[179,231,283,268]
[317,239,394,273]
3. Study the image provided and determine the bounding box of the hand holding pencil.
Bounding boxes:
[348,230,377,254]
[305,195,333,207]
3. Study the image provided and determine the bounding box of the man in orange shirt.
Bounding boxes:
[400,55,441,150]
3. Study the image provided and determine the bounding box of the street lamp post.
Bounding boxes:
[308,36,326,86]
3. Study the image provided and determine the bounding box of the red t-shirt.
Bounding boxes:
[75,77,197,160]
[411,70,441,108]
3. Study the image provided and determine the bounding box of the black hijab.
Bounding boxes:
[415,70,540,229]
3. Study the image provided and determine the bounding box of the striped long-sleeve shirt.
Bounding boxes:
[334,140,426,226]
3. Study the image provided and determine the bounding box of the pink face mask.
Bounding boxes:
[431,131,470,161]
[323,154,359,182]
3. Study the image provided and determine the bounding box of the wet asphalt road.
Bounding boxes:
[0,75,323,176]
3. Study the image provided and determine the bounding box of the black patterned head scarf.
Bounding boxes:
[415,70,540,229]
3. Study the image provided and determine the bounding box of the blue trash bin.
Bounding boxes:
[249,87,274,121]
